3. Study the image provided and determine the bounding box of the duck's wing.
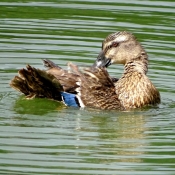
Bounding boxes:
[45,60,79,93]
[10,60,79,100]
[64,63,124,110]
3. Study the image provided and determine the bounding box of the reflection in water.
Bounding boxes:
[13,96,64,115]
[90,112,147,164]
[116,114,146,163]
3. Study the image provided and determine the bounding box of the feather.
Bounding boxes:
[60,92,80,107]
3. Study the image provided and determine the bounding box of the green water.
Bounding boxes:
[0,0,175,174]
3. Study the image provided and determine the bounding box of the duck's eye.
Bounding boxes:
[112,42,118,47]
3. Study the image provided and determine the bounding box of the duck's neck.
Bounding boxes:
[124,52,148,75]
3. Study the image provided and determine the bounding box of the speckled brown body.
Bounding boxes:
[115,71,160,109]
[70,66,124,110]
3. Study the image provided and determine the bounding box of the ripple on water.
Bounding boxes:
[0,0,175,174]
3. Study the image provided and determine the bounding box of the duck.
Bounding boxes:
[10,31,160,110]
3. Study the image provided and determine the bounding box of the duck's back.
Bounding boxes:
[115,71,160,109]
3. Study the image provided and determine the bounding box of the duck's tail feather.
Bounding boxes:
[43,59,61,69]
[10,64,63,101]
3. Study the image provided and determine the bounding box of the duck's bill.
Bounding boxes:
[93,51,111,68]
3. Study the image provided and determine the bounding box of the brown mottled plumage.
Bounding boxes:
[10,31,160,110]
[68,63,124,110]
[10,64,62,100]
[10,60,79,100]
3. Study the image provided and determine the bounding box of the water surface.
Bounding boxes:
[0,0,175,174]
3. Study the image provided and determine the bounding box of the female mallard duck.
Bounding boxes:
[10,31,160,110]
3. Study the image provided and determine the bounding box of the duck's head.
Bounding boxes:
[94,31,147,68]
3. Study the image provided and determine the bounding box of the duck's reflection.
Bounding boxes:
[94,112,147,163]
[74,110,148,164]
[115,114,145,163]
[13,95,65,115]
